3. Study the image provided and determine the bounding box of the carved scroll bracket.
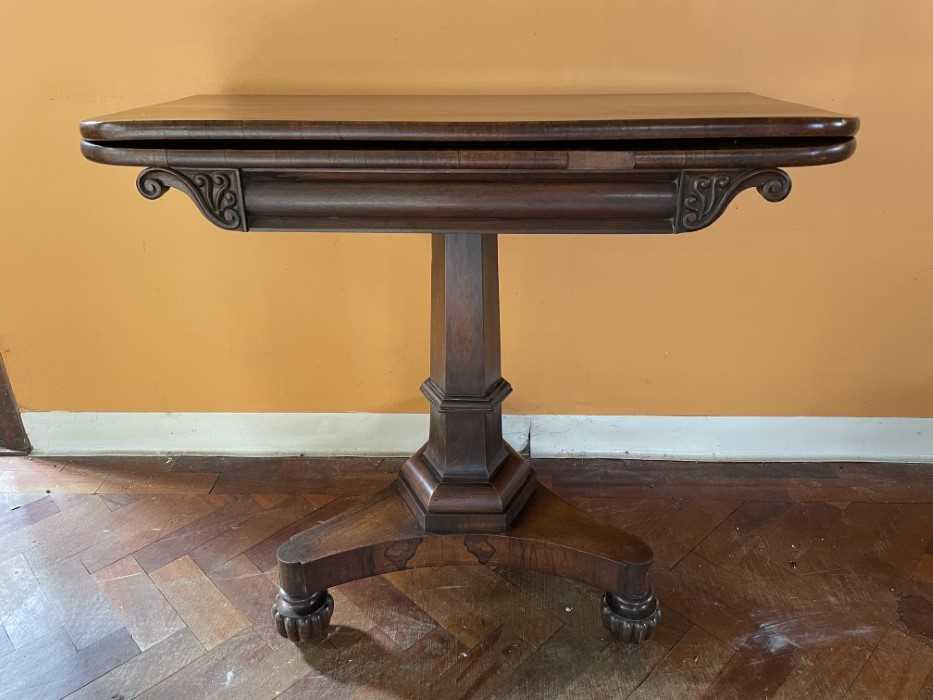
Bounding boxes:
[676,169,792,232]
[136,168,247,231]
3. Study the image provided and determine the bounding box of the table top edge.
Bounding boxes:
[80,93,859,143]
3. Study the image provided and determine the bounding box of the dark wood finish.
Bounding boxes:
[0,455,932,698]
[0,353,29,454]
[399,233,535,532]
[80,93,858,142]
[270,232,654,642]
[274,482,657,644]
[81,138,855,171]
[129,166,800,235]
[80,93,856,234]
[78,93,858,655]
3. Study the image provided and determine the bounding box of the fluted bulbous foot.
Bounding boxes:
[601,590,661,644]
[272,589,334,644]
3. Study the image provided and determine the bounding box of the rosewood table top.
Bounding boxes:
[81,92,857,142]
[80,92,858,647]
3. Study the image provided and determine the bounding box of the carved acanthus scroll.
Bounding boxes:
[136,168,247,231]
[133,166,789,235]
[676,169,792,232]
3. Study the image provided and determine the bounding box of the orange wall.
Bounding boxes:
[1,1,931,416]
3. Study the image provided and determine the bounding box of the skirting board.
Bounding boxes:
[531,415,933,462]
[20,412,933,462]
[21,412,531,458]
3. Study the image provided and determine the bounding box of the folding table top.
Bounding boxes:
[80,92,858,143]
[78,93,858,234]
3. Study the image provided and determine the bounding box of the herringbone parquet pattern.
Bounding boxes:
[0,455,932,698]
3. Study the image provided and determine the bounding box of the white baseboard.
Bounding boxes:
[531,415,933,462]
[21,412,531,457]
[19,412,933,463]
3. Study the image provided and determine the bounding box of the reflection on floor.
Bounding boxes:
[0,454,931,698]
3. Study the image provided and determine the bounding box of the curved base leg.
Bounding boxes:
[274,480,658,645]
[272,589,334,644]
[601,590,661,644]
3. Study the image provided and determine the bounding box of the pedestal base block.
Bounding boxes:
[399,444,536,533]
[274,480,657,645]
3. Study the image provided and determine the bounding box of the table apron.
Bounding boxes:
[242,176,676,221]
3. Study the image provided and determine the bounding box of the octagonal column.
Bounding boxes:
[399,233,536,533]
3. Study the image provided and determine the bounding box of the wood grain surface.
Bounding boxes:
[0,454,930,698]
[80,93,858,142]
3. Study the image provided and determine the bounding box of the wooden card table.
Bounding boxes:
[80,93,858,645]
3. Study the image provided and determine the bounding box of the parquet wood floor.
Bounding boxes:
[0,455,932,698]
